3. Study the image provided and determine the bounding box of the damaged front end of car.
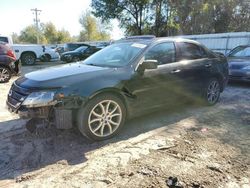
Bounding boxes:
[6,82,86,132]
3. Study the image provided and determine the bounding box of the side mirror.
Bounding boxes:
[214,52,227,59]
[139,60,158,70]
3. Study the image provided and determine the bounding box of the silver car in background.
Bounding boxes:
[227,45,250,82]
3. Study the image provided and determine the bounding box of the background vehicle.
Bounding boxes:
[60,45,101,62]
[0,35,60,65]
[55,46,65,55]
[40,46,60,62]
[0,42,18,83]
[86,41,111,48]
[227,45,250,82]
[7,37,228,141]
[63,42,89,52]
[0,35,13,44]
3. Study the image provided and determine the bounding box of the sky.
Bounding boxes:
[0,0,124,39]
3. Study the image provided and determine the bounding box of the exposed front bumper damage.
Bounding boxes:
[7,92,86,130]
[6,95,53,119]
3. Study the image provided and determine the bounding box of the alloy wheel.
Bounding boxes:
[207,80,220,104]
[88,100,122,137]
[22,53,36,65]
[0,67,10,82]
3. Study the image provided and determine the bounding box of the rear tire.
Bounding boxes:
[21,53,36,65]
[204,78,221,105]
[0,66,11,83]
[77,93,126,141]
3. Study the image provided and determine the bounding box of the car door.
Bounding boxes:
[175,42,215,98]
[126,42,183,114]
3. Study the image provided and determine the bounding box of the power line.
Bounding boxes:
[31,8,42,44]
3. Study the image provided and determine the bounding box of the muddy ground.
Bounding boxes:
[0,63,249,188]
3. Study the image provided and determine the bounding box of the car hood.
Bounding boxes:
[227,58,250,69]
[16,63,114,89]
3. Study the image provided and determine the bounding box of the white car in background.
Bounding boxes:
[0,35,60,65]
[40,45,60,62]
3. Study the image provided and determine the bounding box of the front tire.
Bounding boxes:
[0,66,11,83]
[77,94,126,141]
[204,78,221,105]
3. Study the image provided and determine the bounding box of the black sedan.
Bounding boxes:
[227,45,250,82]
[60,45,101,63]
[7,37,228,141]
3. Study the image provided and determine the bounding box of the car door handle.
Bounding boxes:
[171,69,181,73]
[205,64,212,68]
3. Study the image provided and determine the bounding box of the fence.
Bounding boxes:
[179,32,250,55]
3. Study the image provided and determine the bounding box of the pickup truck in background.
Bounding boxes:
[0,35,60,65]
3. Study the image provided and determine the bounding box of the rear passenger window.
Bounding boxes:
[144,42,176,65]
[178,42,207,60]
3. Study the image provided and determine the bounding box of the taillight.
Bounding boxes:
[7,49,16,59]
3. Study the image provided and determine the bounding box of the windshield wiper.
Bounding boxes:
[86,63,119,68]
[86,63,99,66]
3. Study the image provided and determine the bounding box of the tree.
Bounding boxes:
[17,23,73,44]
[91,0,150,35]
[79,11,110,41]
[228,0,250,32]
[92,0,250,36]
[41,22,73,43]
[146,0,177,36]
[57,29,71,43]
[42,22,58,43]
[169,0,250,34]
[19,25,47,44]
[11,33,20,43]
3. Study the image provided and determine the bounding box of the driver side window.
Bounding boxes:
[144,42,176,65]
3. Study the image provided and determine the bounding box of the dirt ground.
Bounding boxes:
[0,63,249,188]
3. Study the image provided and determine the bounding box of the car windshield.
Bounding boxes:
[229,46,250,57]
[83,42,148,67]
[74,46,88,52]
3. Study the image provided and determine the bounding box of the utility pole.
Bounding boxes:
[31,8,42,44]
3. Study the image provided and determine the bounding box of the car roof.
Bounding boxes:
[65,42,90,46]
[115,36,201,46]
[156,37,201,44]
[233,45,250,48]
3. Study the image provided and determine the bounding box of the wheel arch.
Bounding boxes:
[20,51,37,59]
[210,73,224,92]
[44,53,51,58]
[0,63,11,70]
[87,87,131,118]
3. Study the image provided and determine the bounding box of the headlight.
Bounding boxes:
[64,54,71,58]
[242,66,250,70]
[22,91,56,108]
